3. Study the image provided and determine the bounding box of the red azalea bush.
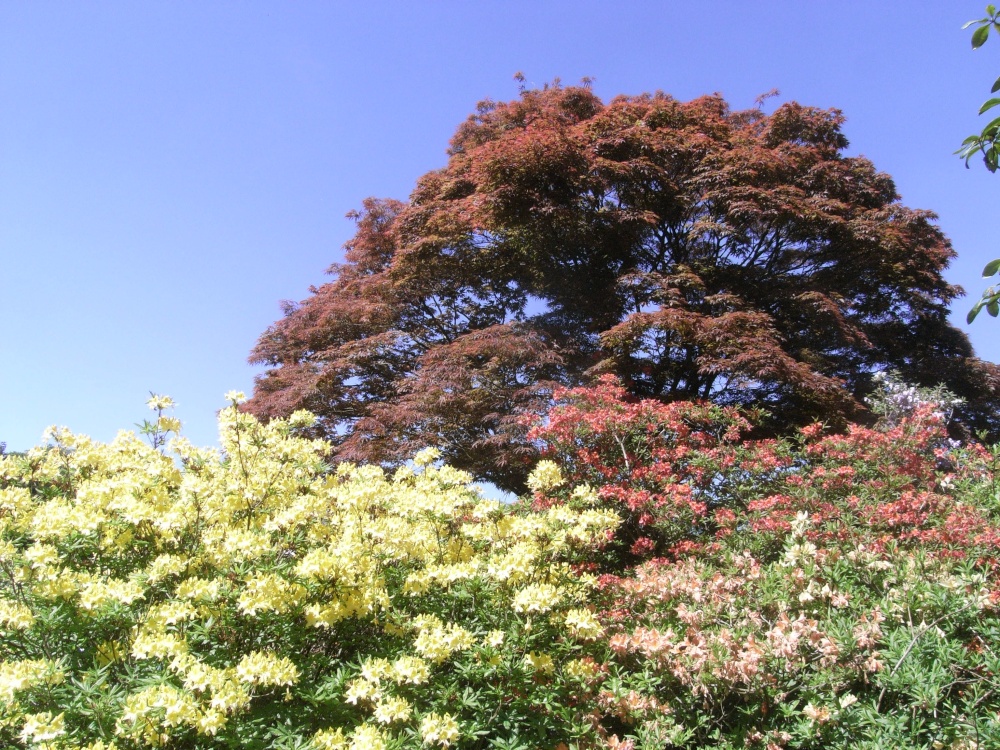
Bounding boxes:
[529,376,1000,749]
[526,375,789,566]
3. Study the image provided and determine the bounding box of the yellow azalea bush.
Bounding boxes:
[0,394,618,749]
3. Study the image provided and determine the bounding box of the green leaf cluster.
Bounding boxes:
[967,257,1000,322]
[957,5,1000,171]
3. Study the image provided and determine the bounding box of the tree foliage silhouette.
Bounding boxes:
[248,83,1000,492]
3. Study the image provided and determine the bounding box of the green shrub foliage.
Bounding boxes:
[1,390,998,749]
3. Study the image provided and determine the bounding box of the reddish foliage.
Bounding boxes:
[248,84,1000,491]
[528,375,755,564]
[531,376,1000,579]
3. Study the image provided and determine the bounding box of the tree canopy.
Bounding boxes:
[248,84,1000,492]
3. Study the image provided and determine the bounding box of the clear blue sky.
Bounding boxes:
[2,1,998,452]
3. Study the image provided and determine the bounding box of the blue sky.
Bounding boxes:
[2,1,998,452]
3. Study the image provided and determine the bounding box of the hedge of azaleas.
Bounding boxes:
[1,381,998,749]
[528,376,1000,749]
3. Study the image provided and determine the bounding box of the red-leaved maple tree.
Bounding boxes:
[248,83,1000,492]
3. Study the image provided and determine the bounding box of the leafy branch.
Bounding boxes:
[957,5,1000,172]
[959,7,1000,323]
[968,258,1000,322]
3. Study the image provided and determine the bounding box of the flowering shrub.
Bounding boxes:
[0,395,618,749]
[526,375,787,566]
[865,370,965,431]
[3,383,1000,749]
[536,379,1000,749]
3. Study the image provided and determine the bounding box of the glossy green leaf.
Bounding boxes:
[988,300,999,317]
[982,114,1000,134]
[992,75,1000,93]
[973,23,991,47]
[984,259,1000,277]
[978,97,1000,114]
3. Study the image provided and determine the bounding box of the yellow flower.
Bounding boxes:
[175,577,221,601]
[420,712,461,747]
[391,655,430,685]
[373,695,412,724]
[564,658,599,681]
[414,622,474,663]
[0,599,35,630]
[196,709,227,736]
[344,678,379,705]
[526,460,564,492]
[20,712,66,743]
[131,631,188,661]
[157,416,182,434]
[0,659,65,702]
[523,651,555,674]
[513,583,562,614]
[237,573,305,616]
[349,723,387,750]
[413,447,441,466]
[288,410,316,428]
[146,394,175,411]
[312,728,348,750]
[564,608,604,640]
[235,651,299,687]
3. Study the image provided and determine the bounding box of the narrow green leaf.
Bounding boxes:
[988,300,999,317]
[983,259,1000,276]
[981,114,1000,134]
[973,24,991,47]
[979,97,1000,114]
[962,18,987,29]
[992,75,1000,93]
[967,304,981,323]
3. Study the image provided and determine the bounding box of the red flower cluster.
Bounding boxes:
[529,376,998,582]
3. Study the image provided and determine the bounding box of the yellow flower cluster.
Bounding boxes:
[19,711,65,744]
[116,683,227,743]
[526,460,565,492]
[413,616,475,663]
[0,599,34,630]
[564,608,605,640]
[235,651,299,687]
[0,659,64,703]
[523,651,556,673]
[0,398,618,747]
[419,712,461,747]
[513,582,563,614]
[237,573,307,616]
[372,695,412,724]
